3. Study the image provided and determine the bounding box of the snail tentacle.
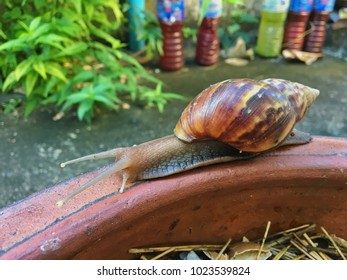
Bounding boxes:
[57,156,130,207]
[60,148,123,168]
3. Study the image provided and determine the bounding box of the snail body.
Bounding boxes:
[57,78,319,206]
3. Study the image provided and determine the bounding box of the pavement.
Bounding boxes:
[0,54,346,209]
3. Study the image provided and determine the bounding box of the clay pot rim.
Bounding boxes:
[0,136,346,259]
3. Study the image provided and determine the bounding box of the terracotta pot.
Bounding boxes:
[0,136,346,260]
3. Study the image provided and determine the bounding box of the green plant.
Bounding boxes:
[218,1,258,50]
[0,0,182,122]
[197,0,257,50]
[139,82,183,113]
[0,97,22,114]
[199,0,244,24]
[133,9,163,57]
[182,27,197,41]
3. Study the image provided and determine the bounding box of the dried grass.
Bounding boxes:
[129,223,347,260]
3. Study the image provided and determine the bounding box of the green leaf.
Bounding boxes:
[227,23,241,35]
[157,102,165,113]
[43,77,59,97]
[77,100,93,121]
[35,34,71,49]
[223,0,244,5]
[103,0,124,25]
[18,20,30,32]
[15,58,34,81]
[57,82,72,105]
[161,92,186,100]
[71,70,94,83]
[138,70,161,84]
[84,2,95,19]
[240,14,259,23]
[29,16,41,30]
[54,17,83,37]
[3,6,22,21]
[156,40,163,55]
[198,0,211,25]
[66,92,90,104]
[155,82,162,94]
[71,0,82,14]
[93,95,117,109]
[93,83,113,96]
[33,61,47,79]
[1,53,17,77]
[24,98,38,117]
[0,27,7,40]
[0,38,27,51]
[87,23,122,49]
[2,71,17,92]
[25,71,38,96]
[92,11,114,29]
[115,50,142,69]
[33,0,46,10]
[44,62,67,82]
[1,98,22,114]
[54,42,88,57]
[31,23,51,40]
[95,50,117,68]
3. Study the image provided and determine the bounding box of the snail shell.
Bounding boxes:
[174,79,319,153]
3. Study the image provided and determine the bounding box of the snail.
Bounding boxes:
[57,78,319,207]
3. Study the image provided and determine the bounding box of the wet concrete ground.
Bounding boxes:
[0,55,346,209]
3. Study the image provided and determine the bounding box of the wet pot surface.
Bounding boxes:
[0,136,346,259]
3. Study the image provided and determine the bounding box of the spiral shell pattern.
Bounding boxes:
[174,79,319,153]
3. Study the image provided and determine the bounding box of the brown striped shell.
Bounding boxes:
[174,79,319,153]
